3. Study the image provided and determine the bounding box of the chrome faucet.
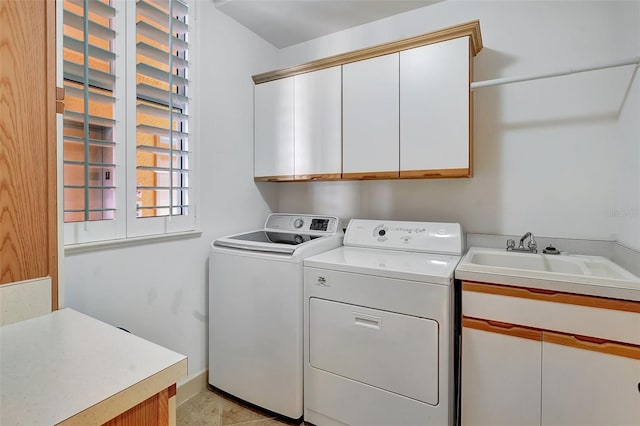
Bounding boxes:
[506,232,538,253]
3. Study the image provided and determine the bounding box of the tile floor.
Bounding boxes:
[177,387,305,426]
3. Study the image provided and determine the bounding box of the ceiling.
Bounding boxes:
[213,0,442,48]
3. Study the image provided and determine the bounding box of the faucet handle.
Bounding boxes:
[506,239,515,250]
[528,235,538,252]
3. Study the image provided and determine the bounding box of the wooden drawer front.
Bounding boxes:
[462,282,640,346]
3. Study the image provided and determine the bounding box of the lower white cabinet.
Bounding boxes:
[542,336,640,426]
[462,281,640,426]
[462,320,542,426]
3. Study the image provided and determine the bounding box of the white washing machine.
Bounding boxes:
[303,219,463,426]
[209,213,343,419]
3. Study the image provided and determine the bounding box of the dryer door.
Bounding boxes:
[309,298,439,405]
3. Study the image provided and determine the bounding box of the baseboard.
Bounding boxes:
[177,369,208,406]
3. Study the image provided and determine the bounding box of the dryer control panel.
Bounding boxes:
[344,219,463,255]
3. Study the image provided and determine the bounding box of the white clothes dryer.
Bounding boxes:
[303,219,463,426]
[209,213,343,419]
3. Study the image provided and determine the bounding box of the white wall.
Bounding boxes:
[62,0,640,386]
[614,0,640,250]
[64,2,279,381]
[275,1,640,242]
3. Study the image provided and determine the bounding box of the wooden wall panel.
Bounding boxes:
[102,387,170,426]
[0,0,58,308]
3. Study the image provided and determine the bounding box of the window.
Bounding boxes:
[62,0,193,244]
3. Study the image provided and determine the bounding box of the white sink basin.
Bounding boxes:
[466,250,625,277]
[456,248,640,300]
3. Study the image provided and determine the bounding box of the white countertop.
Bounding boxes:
[0,308,187,425]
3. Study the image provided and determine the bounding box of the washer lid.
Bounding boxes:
[304,246,460,284]
[214,231,328,254]
[344,219,463,256]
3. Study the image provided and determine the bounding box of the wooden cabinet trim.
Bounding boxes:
[464,318,640,359]
[253,20,482,84]
[468,37,474,177]
[544,331,640,360]
[254,175,295,182]
[463,317,543,341]
[47,0,58,310]
[342,171,399,180]
[294,173,342,181]
[400,168,470,179]
[102,387,170,426]
[462,281,640,314]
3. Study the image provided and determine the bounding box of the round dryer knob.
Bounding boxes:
[293,218,304,229]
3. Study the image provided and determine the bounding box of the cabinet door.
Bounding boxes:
[400,36,470,178]
[0,0,58,307]
[542,333,640,426]
[462,319,542,426]
[254,78,294,180]
[343,54,399,178]
[294,66,342,180]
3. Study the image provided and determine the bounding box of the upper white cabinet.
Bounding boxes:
[254,77,295,180]
[294,66,342,179]
[400,36,470,178]
[252,21,482,182]
[343,53,399,179]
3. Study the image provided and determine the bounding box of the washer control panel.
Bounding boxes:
[344,219,463,255]
[265,214,340,235]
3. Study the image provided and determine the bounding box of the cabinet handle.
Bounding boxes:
[637,383,640,394]
[463,317,542,341]
[572,334,609,345]
[544,331,640,360]
[486,319,516,329]
[526,287,558,296]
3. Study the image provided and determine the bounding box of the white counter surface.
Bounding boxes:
[0,308,187,425]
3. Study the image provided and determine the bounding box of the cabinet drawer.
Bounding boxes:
[462,281,640,345]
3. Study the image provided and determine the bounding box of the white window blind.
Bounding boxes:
[135,0,190,219]
[62,0,117,224]
[62,0,194,244]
